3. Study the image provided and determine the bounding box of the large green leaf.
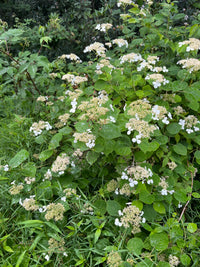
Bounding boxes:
[86,151,99,165]
[127,237,143,255]
[48,133,63,149]
[150,232,169,251]
[139,140,160,153]
[39,149,53,161]
[9,149,29,168]
[99,124,121,140]
[173,143,187,156]
[106,200,121,216]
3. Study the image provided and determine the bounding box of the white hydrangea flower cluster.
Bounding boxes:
[24,177,35,184]
[29,121,52,136]
[117,0,134,7]
[73,130,96,149]
[168,255,180,267]
[43,169,52,181]
[115,205,146,234]
[59,53,82,63]
[62,74,88,85]
[51,154,70,175]
[159,177,174,196]
[21,195,39,211]
[178,115,200,134]
[95,23,112,32]
[126,118,158,144]
[37,96,48,102]
[112,38,128,48]
[178,38,200,52]
[145,73,169,88]
[152,105,172,124]
[120,52,142,64]
[96,58,115,74]
[177,58,200,73]
[83,42,107,56]
[137,56,168,72]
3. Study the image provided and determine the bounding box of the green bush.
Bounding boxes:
[0,0,200,266]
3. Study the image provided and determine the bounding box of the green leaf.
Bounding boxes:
[187,223,197,233]
[75,121,90,132]
[39,149,53,161]
[100,124,121,140]
[139,140,160,153]
[150,232,169,251]
[48,133,63,149]
[18,220,44,227]
[104,140,115,155]
[174,190,188,202]
[192,192,200,198]
[180,254,191,266]
[22,162,36,177]
[106,200,121,216]
[9,149,29,168]
[131,200,143,210]
[157,262,170,267]
[167,123,181,135]
[15,251,26,267]
[93,199,106,215]
[27,64,37,78]
[86,151,99,165]
[3,245,14,253]
[44,221,61,233]
[153,202,166,214]
[94,229,101,243]
[173,143,187,156]
[127,238,143,255]
[139,190,155,204]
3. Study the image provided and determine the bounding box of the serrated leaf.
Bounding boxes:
[150,232,169,251]
[180,254,191,266]
[139,140,160,153]
[27,64,37,78]
[9,149,29,168]
[100,124,121,140]
[187,223,197,233]
[39,149,53,161]
[127,237,143,255]
[86,151,99,165]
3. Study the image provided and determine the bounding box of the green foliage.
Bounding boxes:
[0,0,200,266]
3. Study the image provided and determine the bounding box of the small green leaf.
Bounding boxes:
[18,220,44,227]
[3,245,14,253]
[48,133,62,149]
[157,262,170,267]
[86,151,99,165]
[153,202,166,214]
[94,229,101,243]
[39,149,53,161]
[150,232,169,251]
[15,250,26,267]
[180,254,191,266]
[192,192,200,198]
[173,143,187,156]
[187,223,197,233]
[127,237,143,255]
[9,149,29,168]
[131,200,143,210]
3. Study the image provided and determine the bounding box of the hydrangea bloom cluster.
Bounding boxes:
[159,177,174,196]
[29,121,52,136]
[48,237,65,253]
[168,255,180,267]
[122,165,153,186]
[107,251,123,267]
[117,0,134,7]
[178,38,200,52]
[78,93,109,122]
[37,95,48,102]
[62,74,88,85]
[51,153,70,175]
[21,196,39,211]
[9,183,24,195]
[152,105,172,124]
[115,205,145,234]
[96,58,115,74]
[112,38,128,48]
[24,176,35,184]
[81,203,94,215]
[126,118,157,143]
[177,58,200,73]
[107,179,118,192]
[43,169,52,181]
[120,52,142,64]
[95,23,112,32]
[45,203,65,221]
[127,99,152,119]
[65,89,83,113]
[58,113,70,126]
[59,53,82,63]
[83,42,107,56]
[178,115,200,134]
[145,73,169,88]
[173,106,185,115]
[73,130,96,149]
[167,161,177,170]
